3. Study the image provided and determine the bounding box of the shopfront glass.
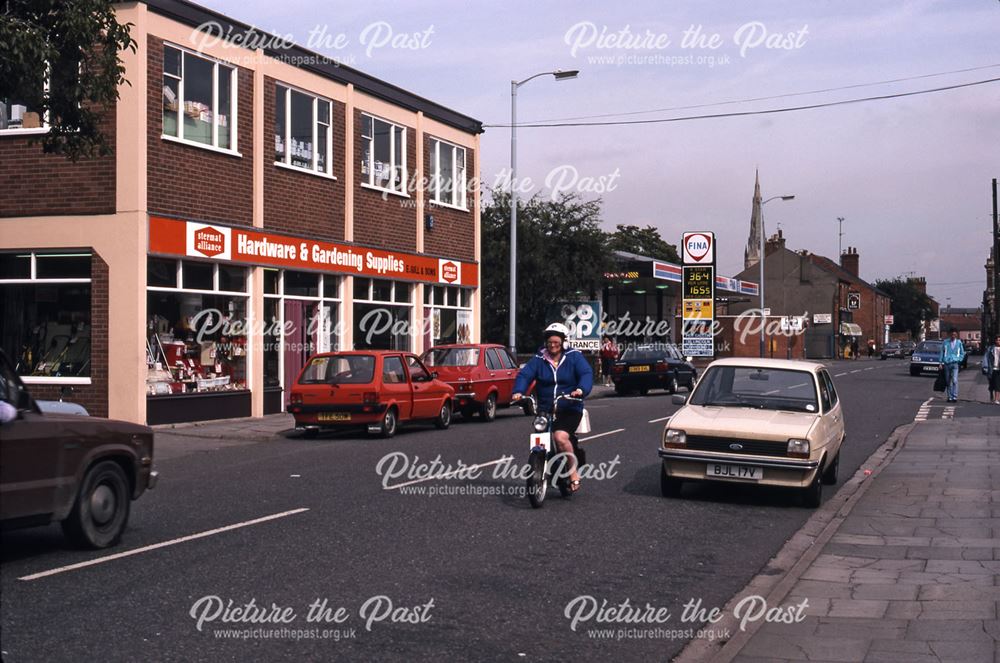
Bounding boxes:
[423,285,473,347]
[353,278,412,350]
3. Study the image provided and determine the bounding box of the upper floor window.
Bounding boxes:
[274,84,332,176]
[429,138,467,209]
[360,113,406,195]
[162,44,236,151]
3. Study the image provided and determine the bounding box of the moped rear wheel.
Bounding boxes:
[526,452,547,508]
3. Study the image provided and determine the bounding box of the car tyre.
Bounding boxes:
[668,374,679,394]
[687,372,697,391]
[821,451,840,485]
[480,393,497,422]
[378,407,398,438]
[801,466,823,508]
[434,401,452,429]
[909,367,919,376]
[62,460,131,549]
[660,464,683,498]
[638,387,649,397]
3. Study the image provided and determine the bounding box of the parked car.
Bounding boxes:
[611,344,697,396]
[900,341,917,356]
[288,351,454,437]
[658,358,844,508]
[880,341,904,360]
[910,340,945,376]
[0,350,157,548]
[420,344,519,422]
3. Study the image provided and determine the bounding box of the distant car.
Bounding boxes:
[900,341,917,357]
[0,351,157,549]
[658,358,844,508]
[910,341,942,376]
[288,351,454,437]
[611,344,697,396]
[880,342,904,360]
[420,344,519,421]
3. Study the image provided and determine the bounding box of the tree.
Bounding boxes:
[1,0,136,160]
[481,189,614,351]
[607,224,680,262]
[874,278,935,338]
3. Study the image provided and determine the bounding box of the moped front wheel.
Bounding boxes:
[526,452,548,509]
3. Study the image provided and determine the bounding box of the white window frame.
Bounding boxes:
[429,138,467,210]
[161,43,239,155]
[360,113,409,197]
[274,84,335,179]
[2,251,92,384]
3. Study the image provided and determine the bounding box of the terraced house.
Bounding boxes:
[0,0,483,425]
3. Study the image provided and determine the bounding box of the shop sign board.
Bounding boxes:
[681,231,716,357]
[149,216,479,287]
[547,301,602,351]
[813,313,833,324]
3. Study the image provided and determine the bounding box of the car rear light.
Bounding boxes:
[612,364,624,374]
[663,428,686,449]
[787,438,810,458]
[290,392,303,405]
[654,362,668,372]
[363,392,379,405]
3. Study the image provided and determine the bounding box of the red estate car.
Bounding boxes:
[288,351,454,438]
[421,344,520,422]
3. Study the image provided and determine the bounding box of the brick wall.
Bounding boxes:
[263,77,345,239]
[28,253,109,418]
[0,106,116,217]
[147,36,254,227]
[352,109,416,252]
[423,134,475,261]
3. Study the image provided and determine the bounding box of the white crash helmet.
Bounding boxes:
[544,322,569,340]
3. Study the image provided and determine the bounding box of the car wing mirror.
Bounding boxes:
[672,394,687,406]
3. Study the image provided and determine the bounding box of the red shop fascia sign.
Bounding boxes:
[148,216,478,287]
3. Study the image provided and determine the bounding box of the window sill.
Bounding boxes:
[161,134,242,158]
[274,161,336,180]
[360,182,410,199]
[21,376,92,385]
[0,127,51,136]
[428,200,470,213]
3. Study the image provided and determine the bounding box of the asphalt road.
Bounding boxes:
[0,359,944,662]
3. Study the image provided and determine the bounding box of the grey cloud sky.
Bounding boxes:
[204,0,1000,305]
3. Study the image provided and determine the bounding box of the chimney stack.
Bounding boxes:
[840,246,859,278]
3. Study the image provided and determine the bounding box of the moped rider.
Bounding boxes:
[512,323,593,492]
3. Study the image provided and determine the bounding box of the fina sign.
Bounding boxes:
[682,231,715,265]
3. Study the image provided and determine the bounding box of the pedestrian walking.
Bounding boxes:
[867,339,875,359]
[986,335,1000,404]
[851,337,859,360]
[938,327,966,403]
[600,335,619,387]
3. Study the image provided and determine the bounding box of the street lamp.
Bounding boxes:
[509,69,579,355]
[759,194,795,357]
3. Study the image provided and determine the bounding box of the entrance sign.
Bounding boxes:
[681,231,716,357]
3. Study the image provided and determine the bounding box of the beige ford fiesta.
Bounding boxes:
[658,358,845,507]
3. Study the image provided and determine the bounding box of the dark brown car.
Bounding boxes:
[0,351,158,548]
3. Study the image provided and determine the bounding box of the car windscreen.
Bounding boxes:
[422,348,480,367]
[885,342,900,348]
[916,342,941,354]
[620,347,667,361]
[689,366,819,413]
[298,355,375,384]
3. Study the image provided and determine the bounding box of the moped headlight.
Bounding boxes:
[787,438,811,458]
[532,415,549,432]
[663,428,686,448]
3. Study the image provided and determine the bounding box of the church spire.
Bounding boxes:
[744,169,763,270]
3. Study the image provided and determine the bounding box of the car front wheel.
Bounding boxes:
[62,460,131,549]
[378,407,398,438]
[801,467,823,508]
[668,374,679,394]
[821,452,840,485]
[434,401,452,429]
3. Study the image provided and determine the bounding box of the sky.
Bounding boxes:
[203,0,1000,307]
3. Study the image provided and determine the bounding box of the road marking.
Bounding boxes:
[18,508,310,582]
[648,415,672,423]
[865,367,874,371]
[763,389,780,395]
[834,373,847,377]
[850,369,862,374]
[579,428,626,443]
[384,457,514,490]
[914,398,933,422]
[943,406,956,420]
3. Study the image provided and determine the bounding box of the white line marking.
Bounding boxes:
[850,370,862,374]
[789,383,809,389]
[579,428,626,443]
[648,415,672,423]
[763,389,781,395]
[834,372,847,377]
[865,367,874,371]
[384,457,514,490]
[18,508,310,582]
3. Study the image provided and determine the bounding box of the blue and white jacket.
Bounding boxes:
[513,345,593,414]
[938,338,966,365]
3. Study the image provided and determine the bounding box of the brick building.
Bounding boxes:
[0,0,482,424]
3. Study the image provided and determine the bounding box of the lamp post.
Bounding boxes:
[836,216,845,259]
[509,69,579,355]
[759,194,796,357]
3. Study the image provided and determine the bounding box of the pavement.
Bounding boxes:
[677,364,1000,663]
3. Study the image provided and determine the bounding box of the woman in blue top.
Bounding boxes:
[512,322,593,491]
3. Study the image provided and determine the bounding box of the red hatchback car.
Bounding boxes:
[288,351,454,438]
[420,344,520,421]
